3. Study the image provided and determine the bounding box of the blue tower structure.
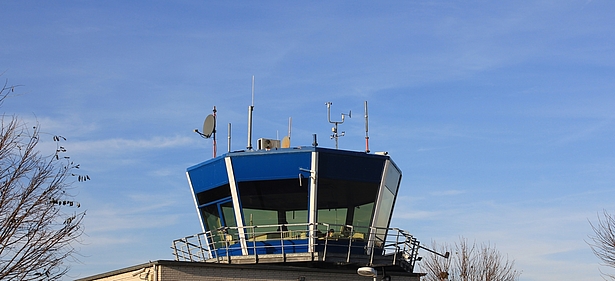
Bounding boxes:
[172,145,434,273]
[172,100,448,277]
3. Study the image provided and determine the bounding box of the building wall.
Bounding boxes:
[83,264,158,281]
[77,260,421,281]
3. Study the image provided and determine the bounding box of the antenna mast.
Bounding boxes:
[326,102,351,149]
[212,106,217,157]
[227,123,231,153]
[364,101,370,153]
[194,106,217,158]
[288,117,292,141]
[247,76,255,150]
[281,117,292,148]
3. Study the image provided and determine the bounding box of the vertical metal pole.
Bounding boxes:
[393,230,401,265]
[186,238,193,262]
[225,233,230,263]
[213,231,221,263]
[346,225,353,263]
[369,227,376,265]
[288,117,292,143]
[252,227,257,263]
[213,106,217,158]
[247,76,254,150]
[172,240,179,261]
[334,123,339,149]
[247,105,253,150]
[197,234,206,261]
[326,102,332,123]
[364,101,370,153]
[323,223,329,261]
[280,225,285,260]
[227,123,231,153]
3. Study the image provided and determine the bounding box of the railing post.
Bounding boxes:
[346,225,353,263]
[369,227,376,265]
[280,224,285,261]
[412,237,420,271]
[309,223,316,260]
[393,230,401,265]
[224,228,230,263]
[252,226,258,263]
[184,237,193,262]
[323,223,329,261]
[211,231,221,263]
[172,240,178,261]
[196,233,206,261]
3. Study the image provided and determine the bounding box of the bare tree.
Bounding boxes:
[588,210,615,280]
[0,80,89,280]
[420,237,520,281]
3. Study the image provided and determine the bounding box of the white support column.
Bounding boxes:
[225,156,248,255]
[308,151,319,252]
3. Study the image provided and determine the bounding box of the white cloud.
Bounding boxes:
[430,190,466,196]
[71,136,195,153]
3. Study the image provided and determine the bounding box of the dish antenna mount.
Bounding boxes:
[326,102,351,149]
[194,106,217,158]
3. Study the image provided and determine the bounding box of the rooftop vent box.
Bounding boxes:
[257,138,280,150]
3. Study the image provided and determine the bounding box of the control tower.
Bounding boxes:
[173,146,425,274]
[172,99,447,280]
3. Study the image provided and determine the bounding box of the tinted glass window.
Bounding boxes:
[373,187,395,242]
[384,165,401,195]
[238,178,309,236]
[318,153,384,183]
[196,184,231,206]
[317,178,379,238]
[201,204,222,231]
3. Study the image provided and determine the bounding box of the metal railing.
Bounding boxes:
[171,223,421,272]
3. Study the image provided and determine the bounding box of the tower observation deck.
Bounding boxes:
[172,146,429,274]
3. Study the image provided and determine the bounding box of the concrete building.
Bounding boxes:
[76,260,423,281]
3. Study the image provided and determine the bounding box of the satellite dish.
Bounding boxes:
[281,136,290,148]
[202,114,215,138]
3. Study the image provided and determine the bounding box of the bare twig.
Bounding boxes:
[588,210,615,280]
[420,237,520,281]
[0,80,88,281]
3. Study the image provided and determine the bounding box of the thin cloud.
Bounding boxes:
[84,205,180,233]
[417,146,452,152]
[430,190,466,196]
[69,136,196,154]
[394,210,441,220]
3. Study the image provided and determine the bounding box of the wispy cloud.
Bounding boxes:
[417,146,453,152]
[67,136,196,158]
[403,200,605,280]
[430,190,466,196]
[552,117,615,145]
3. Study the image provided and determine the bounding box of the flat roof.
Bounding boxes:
[75,259,423,281]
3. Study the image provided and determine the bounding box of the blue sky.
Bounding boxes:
[2,1,615,280]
